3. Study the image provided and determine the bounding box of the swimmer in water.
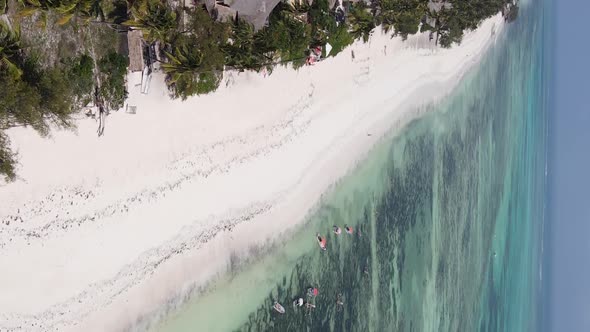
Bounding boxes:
[293,297,304,307]
[307,287,319,297]
[336,293,344,311]
[345,225,354,235]
[316,233,327,250]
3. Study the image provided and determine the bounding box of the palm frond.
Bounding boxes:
[1,57,23,78]
[56,12,74,25]
[18,7,39,16]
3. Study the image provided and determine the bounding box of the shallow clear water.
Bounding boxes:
[154,2,548,331]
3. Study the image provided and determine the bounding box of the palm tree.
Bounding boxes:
[375,0,428,39]
[224,19,268,71]
[53,0,91,25]
[0,21,22,79]
[348,2,375,42]
[287,0,310,15]
[377,9,396,34]
[124,0,176,43]
[18,0,103,25]
[160,35,205,99]
[162,44,203,79]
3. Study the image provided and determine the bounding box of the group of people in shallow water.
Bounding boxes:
[316,224,355,251]
[292,287,319,309]
[273,287,319,314]
[274,286,344,315]
[273,224,358,315]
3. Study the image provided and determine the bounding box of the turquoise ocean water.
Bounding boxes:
[154,1,548,331]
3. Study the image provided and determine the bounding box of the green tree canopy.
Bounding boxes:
[348,2,375,43]
[224,19,270,71]
[378,0,426,39]
[64,53,95,106]
[436,0,512,48]
[19,0,104,24]
[326,23,354,56]
[0,130,17,182]
[124,0,177,42]
[161,7,228,99]
[0,67,42,133]
[260,4,312,66]
[0,22,22,79]
[162,34,205,99]
[308,0,338,45]
[98,51,129,110]
[183,7,229,73]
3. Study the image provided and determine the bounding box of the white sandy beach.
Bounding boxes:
[0,14,504,331]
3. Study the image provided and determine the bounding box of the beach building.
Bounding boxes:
[209,2,238,23]
[214,0,281,30]
[427,0,453,13]
[125,29,154,103]
[215,4,238,22]
[127,30,145,73]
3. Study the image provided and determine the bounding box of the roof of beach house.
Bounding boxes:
[287,0,313,6]
[427,0,453,12]
[127,30,145,73]
[213,4,238,23]
[219,0,282,30]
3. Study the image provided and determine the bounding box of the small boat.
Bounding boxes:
[273,302,285,314]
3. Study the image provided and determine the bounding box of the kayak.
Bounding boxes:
[273,302,285,314]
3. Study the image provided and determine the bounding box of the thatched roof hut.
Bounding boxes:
[127,30,145,72]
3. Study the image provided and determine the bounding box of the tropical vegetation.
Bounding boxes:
[98,51,129,110]
[0,21,81,181]
[124,0,177,43]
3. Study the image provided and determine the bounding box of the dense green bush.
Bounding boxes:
[0,131,16,182]
[65,54,95,105]
[98,51,129,110]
